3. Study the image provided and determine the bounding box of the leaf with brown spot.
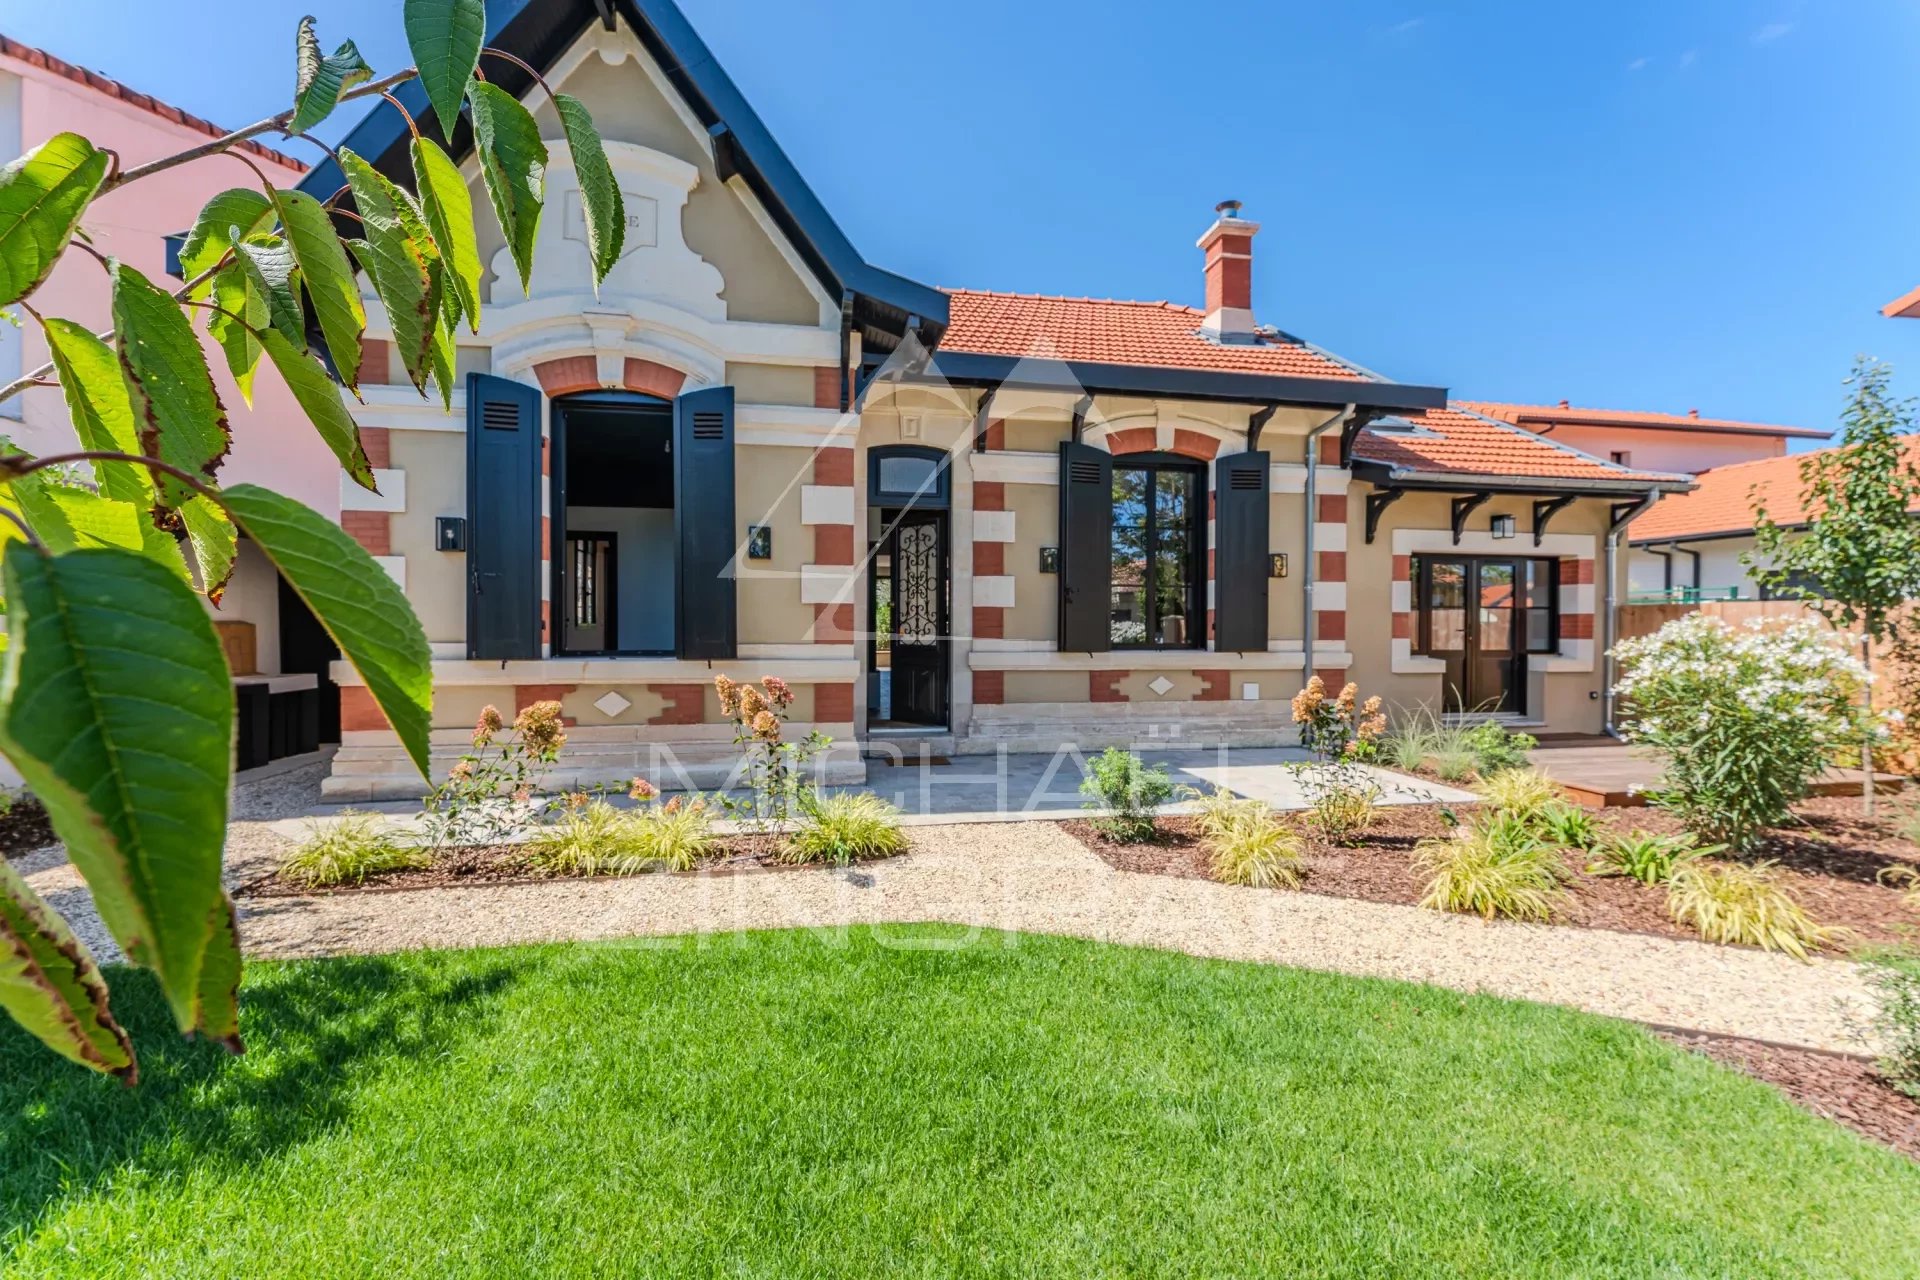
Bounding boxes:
[110,261,231,508]
[0,857,136,1081]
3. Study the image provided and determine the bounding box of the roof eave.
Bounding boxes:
[1351,459,1694,497]
[923,351,1447,412]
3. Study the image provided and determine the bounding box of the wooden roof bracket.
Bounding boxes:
[1531,494,1577,546]
[1451,491,1492,545]
[1364,488,1405,545]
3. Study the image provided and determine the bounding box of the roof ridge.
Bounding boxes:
[0,33,307,172]
[946,286,1200,313]
[1458,398,1817,435]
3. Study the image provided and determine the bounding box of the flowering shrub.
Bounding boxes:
[1290,678,1387,762]
[1612,615,1881,852]
[420,701,590,848]
[716,674,831,830]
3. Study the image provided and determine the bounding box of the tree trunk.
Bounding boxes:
[1862,638,1877,820]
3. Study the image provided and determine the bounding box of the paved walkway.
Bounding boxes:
[12,757,1880,1055]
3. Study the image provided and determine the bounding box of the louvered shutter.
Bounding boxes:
[1213,450,1270,653]
[465,373,543,659]
[674,385,737,659]
[1057,441,1113,653]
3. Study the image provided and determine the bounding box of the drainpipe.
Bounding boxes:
[1301,405,1355,688]
[1602,490,1662,737]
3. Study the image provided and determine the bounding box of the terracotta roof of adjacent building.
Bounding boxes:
[1458,399,1828,440]
[0,34,307,172]
[1353,404,1689,488]
[1630,435,1920,542]
[1882,284,1920,320]
[940,289,1371,382]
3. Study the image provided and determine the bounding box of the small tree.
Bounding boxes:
[1749,358,1920,815]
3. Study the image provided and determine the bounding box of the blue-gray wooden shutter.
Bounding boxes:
[674,385,737,660]
[1057,440,1112,653]
[1213,450,1270,653]
[465,372,543,660]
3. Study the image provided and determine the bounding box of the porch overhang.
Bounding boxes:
[1351,460,1693,499]
[916,350,1448,414]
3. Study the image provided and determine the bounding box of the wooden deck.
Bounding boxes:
[1528,739,1907,809]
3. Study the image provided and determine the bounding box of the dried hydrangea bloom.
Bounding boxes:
[515,700,567,755]
[1335,682,1359,717]
[1289,676,1327,725]
[449,758,475,780]
[662,795,683,815]
[564,790,591,810]
[761,675,794,708]
[474,705,504,747]
[714,674,740,717]
[738,685,767,721]
[752,709,781,741]
[629,777,659,802]
[511,787,532,804]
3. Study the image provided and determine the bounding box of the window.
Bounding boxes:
[1609,450,1632,466]
[1410,556,1558,656]
[870,445,950,508]
[1109,460,1202,648]
[1521,559,1557,653]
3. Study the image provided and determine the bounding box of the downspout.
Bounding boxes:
[1602,490,1662,737]
[1301,405,1355,687]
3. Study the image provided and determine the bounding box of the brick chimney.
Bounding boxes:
[1198,199,1260,343]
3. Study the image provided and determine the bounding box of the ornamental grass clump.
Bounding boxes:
[280,811,429,888]
[1476,768,1562,818]
[1611,615,1880,853]
[1586,829,1716,886]
[781,791,908,865]
[1666,860,1839,958]
[1192,786,1268,841]
[525,794,717,876]
[1206,811,1304,889]
[1414,809,1568,922]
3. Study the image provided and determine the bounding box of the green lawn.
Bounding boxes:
[2,928,1916,1277]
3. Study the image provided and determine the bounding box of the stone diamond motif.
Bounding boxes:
[1147,676,1175,698]
[592,691,633,719]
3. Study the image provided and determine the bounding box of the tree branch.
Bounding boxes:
[0,258,231,404]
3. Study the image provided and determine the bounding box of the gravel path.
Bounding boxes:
[16,762,1880,1055]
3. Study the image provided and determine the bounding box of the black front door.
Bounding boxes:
[877,509,948,726]
[1421,556,1522,714]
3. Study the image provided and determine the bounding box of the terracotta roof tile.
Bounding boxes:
[1458,400,1827,440]
[1630,436,1920,541]
[0,34,307,173]
[1354,404,1688,486]
[940,289,1369,382]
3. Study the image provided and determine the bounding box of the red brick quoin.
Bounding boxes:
[1091,671,1128,703]
[648,684,707,726]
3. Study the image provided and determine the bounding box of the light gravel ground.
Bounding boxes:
[15,759,1881,1054]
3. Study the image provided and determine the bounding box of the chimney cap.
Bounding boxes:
[1558,399,1570,409]
[1688,407,1700,418]
[1215,199,1245,218]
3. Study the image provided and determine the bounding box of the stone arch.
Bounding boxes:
[532,355,687,401]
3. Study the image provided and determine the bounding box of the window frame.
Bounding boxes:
[868,445,951,510]
[1410,554,1560,657]
[1107,453,1207,651]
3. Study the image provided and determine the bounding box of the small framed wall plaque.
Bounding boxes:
[1039,546,1061,574]
[746,525,773,560]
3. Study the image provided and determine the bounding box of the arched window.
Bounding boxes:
[868,445,950,510]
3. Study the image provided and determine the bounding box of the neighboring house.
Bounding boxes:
[1457,401,1826,476]
[1628,435,1920,600]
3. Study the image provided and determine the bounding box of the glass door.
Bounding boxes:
[1417,556,1522,714]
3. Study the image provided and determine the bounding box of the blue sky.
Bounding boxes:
[7,0,1916,444]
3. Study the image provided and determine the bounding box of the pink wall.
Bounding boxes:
[1540,423,1788,477]
[1,53,341,518]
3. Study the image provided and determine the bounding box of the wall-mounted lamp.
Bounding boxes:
[434,516,466,551]
[746,525,773,560]
[1269,553,1289,578]
[1490,514,1517,540]
[1039,546,1060,574]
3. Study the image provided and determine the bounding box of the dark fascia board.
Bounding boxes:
[296,0,946,336]
[925,350,1448,412]
[1351,458,1692,498]
[1627,526,1778,547]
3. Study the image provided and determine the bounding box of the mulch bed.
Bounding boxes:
[1657,1029,1920,1161]
[239,834,864,899]
[0,796,56,859]
[1064,797,1920,954]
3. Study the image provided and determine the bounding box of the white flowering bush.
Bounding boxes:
[1612,615,1881,851]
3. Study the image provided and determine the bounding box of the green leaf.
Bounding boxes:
[111,261,231,508]
[0,544,232,1031]
[411,136,481,332]
[179,496,238,602]
[467,81,547,296]
[403,0,486,140]
[425,262,458,411]
[258,329,375,492]
[208,259,270,403]
[41,319,151,508]
[177,188,274,286]
[271,188,365,392]
[339,149,436,394]
[0,133,110,307]
[4,475,175,566]
[290,16,373,135]
[221,485,432,778]
[236,234,307,349]
[554,94,624,288]
[0,857,136,1081]
[190,891,244,1053]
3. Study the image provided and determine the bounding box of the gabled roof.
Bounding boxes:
[925,289,1447,413]
[1353,404,1692,495]
[297,0,945,349]
[1630,435,1920,542]
[1459,400,1828,441]
[0,33,305,171]
[1882,284,1920,320]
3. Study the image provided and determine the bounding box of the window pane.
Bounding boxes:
[1478,562,1516,655]
[1426,560,1466,652]
[877,455,939,497]
[1523,559,1555,609]
[1525,608,1553,652]
[1109,464,1198,648]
